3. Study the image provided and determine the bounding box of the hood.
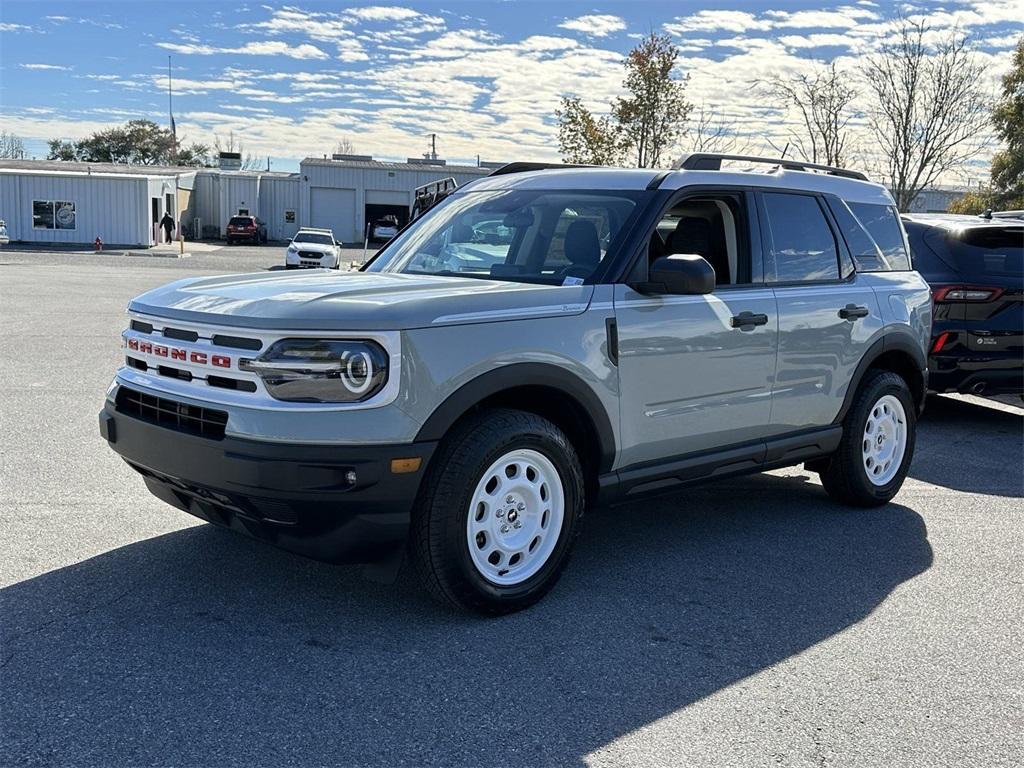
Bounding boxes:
[128,270,595,331]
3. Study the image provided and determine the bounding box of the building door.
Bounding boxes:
[151,198,160,245]
[310,187,356,243]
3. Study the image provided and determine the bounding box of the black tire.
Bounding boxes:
[410,408,585,615]
[819,370,916,507]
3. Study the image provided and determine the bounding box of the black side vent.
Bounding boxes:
[158,366,193,382]
[130,320,154,334]
[126,357,148,371]
[211,334,263,351]
[163,327,200,342]
[115,387,227,440]
[208,375,258,393]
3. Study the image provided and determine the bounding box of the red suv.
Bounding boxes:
[226,215,267,245]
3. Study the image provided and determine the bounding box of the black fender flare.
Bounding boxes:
[834,331,928,423]
[415,363,617,472]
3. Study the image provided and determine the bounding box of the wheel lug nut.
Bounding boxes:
[496,509,505,518]
[517,503,525,511]
[513,521,522,529]
[500,524,510,533]
[506,496,514,503]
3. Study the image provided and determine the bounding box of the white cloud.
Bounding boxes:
[665,11,773,35]
[558,14,627,38]
[20,63,71,71]
[777,33,863,49]
[156,40,329,60]
[344,6,424,22]
[0,22,35,32]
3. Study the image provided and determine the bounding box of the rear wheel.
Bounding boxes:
[819,370,916,507]
[410,409,584,615]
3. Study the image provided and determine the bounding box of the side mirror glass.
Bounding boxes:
[638,254,715,295]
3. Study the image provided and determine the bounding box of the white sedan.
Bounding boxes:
[285,229,342,269]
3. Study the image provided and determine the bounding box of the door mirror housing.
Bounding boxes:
[637,254,716,295]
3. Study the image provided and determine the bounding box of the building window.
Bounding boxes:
[284,209,296,224]
[238,208,249,216]
[33,200,76,230]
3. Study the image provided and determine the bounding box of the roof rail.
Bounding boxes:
[675,153,869,182]
[487,161,592,177]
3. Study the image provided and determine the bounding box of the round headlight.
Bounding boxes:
[240,339,389,403]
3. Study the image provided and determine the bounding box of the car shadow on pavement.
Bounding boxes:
[1,473,932,767]
[910,395,1024,497]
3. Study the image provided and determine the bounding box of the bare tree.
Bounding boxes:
[758,63,857,167]
[214,131,264,170]
[863,19,989,211]
[335,137,356,156]
[0,131,26,159]
[687,104,747,154]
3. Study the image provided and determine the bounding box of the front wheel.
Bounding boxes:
[410,409,584,614]
[819,370,916,507]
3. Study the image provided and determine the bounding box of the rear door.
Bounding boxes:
[759,191,883,432]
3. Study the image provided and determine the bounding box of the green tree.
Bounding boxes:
[612,33,691,168]
[989,36,1024,208]
[46,139,78,161]
[555,97,624,165]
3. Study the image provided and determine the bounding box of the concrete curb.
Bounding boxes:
[120,250,192,259]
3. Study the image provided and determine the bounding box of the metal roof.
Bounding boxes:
[0,158,296,179]
[300,157,490,175]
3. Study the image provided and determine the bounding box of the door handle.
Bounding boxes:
[730,311,769,329]
[838,304,870,320]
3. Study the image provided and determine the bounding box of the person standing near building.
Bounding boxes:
[160,211,175,243]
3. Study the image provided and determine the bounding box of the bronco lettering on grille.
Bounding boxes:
[126,337,232,368]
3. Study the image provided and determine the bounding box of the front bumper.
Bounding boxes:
[100,401,436,563]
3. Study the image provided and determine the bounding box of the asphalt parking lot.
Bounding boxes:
[1,251,1022,767]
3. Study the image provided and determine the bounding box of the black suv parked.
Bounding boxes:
[903,214,1023,396]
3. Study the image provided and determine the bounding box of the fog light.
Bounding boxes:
[344,470,358,485]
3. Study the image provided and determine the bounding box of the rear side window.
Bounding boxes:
[847,203,911,271]
[762,192,840,282]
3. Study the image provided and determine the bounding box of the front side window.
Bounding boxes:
[33,200,76,230]
[848,202,911,271]
[762,192,839,282]
[648,196,750,286]
[366,189,643,284]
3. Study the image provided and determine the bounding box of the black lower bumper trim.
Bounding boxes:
[100,403,436,563]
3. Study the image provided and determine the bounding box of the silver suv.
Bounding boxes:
[100,154,931,614]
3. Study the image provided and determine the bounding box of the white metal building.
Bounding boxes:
[0,160,195,247]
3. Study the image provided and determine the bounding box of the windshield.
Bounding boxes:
[229,217,254,226]
[365,189,644,283]
[293,233,334,246]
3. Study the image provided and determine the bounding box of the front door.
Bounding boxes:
[614,192,778,468]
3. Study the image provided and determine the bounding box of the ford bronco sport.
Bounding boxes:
[100,154,931,614]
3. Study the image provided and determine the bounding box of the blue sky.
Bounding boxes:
[1,1,1021,179]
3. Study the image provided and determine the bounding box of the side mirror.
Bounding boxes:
[638,254,716,295]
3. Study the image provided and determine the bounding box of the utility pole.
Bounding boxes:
[168,55,177,160]
[429,133,437,161]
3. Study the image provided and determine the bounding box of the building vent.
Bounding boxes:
[331,153,374,162]
[218,152,242,171]
[407,157,447,166]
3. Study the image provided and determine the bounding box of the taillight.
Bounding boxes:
[932,285,1004,302]
[931,332,951,353]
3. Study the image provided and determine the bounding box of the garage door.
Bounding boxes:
[310,187,356,243]
[365,190,410,207]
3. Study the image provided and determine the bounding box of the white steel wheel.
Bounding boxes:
[862,394,907,486]
[465,448,565,586]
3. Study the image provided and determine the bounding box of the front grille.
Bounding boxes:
[116,387,228,439]
[298,251,324,259]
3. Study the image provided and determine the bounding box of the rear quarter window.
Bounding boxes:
[951,227,1024,278]
[846,202,911,271]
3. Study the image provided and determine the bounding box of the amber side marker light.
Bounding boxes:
[391,458,422,474]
